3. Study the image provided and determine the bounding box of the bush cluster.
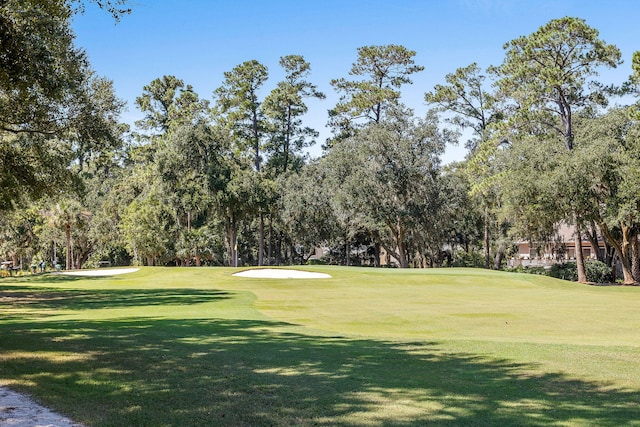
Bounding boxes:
[513,260,614,283]
[452,251,485,268]
[507,265,547,275]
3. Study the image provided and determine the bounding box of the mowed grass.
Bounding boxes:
[1,266,639,426]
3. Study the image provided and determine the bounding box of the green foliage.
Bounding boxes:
[135,76,209,134]
[73,76,127,171]
[584,260,614,283]
[120,194,174,265]
[548,260,613,283]
[328,44,423,144]
[0,1,85,136]
[499,135,568,241]
[548,262,579,282]
[214,60,268,171]
[322,106,452,268]
[438,166,484,255]
[4,10,640,279]
[425,62,500,151]
[0,206,44,263]
[135,76,184,133]
[0,1,127,210]
[572,107,640,283]
[495,16,621,150]
[451,250,485,268]
[263,55,325,176]
[0,134,74,210]
[280,162,339,257]
[492,17,622,283]
[504,265,548,275]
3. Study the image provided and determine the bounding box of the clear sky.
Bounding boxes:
[71,0,640,163]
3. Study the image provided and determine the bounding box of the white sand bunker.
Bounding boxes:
[233,268,331,279]
[59,268,140,277]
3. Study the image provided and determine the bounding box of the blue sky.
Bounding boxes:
[72,0,640,163]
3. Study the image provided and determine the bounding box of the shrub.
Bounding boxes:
[585,260,614,283]
[452,251,485,268]
[549,260,613,283]
[504,265,548,275]
[549,262,577,281]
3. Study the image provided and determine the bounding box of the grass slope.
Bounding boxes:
[1,266,639,426]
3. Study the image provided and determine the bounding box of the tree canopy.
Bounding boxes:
[0,0,126,210]
[328,44,424,145]
[5,12,640,283]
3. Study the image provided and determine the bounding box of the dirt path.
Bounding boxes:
[0,386,84,427]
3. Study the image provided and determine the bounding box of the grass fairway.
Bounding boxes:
[1,266,639,426]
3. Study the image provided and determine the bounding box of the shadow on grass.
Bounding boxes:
[0,287,231,311]
[1,316,639,426]
[1,273,112,283]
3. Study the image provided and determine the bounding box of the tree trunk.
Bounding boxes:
[494,245,504,270]
[345,235,350,267]
[225,213,238,267]
[302,248,315,265]
[289,240,294,265]
[65,223,71,270]
[232,229,238,267]
[600,222,636,284]
[631,232,640,282]
[275,233,282,266]
[76,247,89,270]
[484,206,491,269]
[617,229,635,284]
[50,241,56,269]
[267,216,273,266]
[252,107,261,172]
[284,107,292,173]
[607,245,616,282]
[396,226,409,268]
[575,224,587,283]
[258,213,265,266]
[586,221,604,262]
[397,242,409,268]
[563,113,574,151]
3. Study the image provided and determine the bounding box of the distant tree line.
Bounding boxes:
[3,3,640,283]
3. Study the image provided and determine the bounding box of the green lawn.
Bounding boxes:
[1,266,639,426]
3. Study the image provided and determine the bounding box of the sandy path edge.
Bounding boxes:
[0,386,84,427]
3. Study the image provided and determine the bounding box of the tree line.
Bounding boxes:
[3,2,640,283]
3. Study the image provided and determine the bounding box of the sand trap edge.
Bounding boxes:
[58,268,140,277]
[232,269,331,279]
